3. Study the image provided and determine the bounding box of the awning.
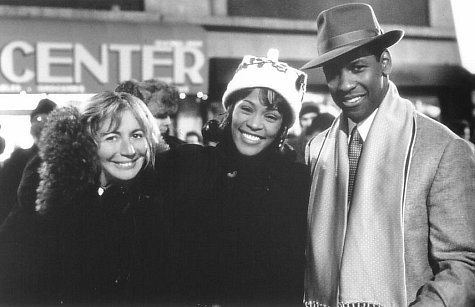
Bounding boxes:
[208,57,474,100]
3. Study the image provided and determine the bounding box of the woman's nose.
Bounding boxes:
[246,113,264,130]
[120,139,136,156]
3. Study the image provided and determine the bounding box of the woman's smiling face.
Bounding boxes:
[231,88,283,156]
[97,110,148,186]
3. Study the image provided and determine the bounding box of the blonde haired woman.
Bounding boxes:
[0,91,168,305]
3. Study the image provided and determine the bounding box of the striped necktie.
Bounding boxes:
[348,126,363,202]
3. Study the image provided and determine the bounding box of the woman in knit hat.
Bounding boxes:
[156,55,310,306]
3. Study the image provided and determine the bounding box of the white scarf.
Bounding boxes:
[305,82,416,307]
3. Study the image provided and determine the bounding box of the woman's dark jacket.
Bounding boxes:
[157,131,310,306]
[0,107,166,305]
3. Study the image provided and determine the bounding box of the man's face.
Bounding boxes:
[146,96,178,135]
[30,113,49,144]
[154,114,171,135]
[146,101,171,135]
[300,112,318,130]
[323,48,390,123]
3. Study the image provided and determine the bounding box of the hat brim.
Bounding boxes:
[301,29,404,70]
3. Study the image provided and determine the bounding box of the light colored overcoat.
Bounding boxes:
[402,112,475,306]
[306,93,475,306]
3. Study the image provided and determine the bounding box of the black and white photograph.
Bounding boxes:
[0,1,474,306]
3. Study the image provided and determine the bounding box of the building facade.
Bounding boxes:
[0,0,473,158]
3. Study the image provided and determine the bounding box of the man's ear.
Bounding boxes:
[380,49,392,76]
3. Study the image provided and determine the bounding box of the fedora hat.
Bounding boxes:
[301,3,404,70]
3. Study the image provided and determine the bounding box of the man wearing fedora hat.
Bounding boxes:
[303,3,475,307]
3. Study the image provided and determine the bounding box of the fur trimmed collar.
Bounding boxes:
[36,106,99,214]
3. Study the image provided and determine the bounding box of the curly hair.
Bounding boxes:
[36,106,99,214]
[114,79,145,101]
[115,79,180,118]
[140,79,180,116]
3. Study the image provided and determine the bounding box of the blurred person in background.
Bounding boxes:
[447,119,473,144]
[302,3,475,306]
[201,118,222,147]
[295,112,336,164]
[113,79,146,101]
[299,101,320,132]
[116,78,185,149]
[157,55,310,306]
[0,124,5,156]
[0,98,56,223]
[185,130,202,145]
[0,91,169,305]
[287,101,320,163]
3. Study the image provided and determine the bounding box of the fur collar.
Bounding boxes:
[36,107,99,214]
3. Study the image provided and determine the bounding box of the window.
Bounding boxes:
[228,0,429,26]
[0,0,144,11]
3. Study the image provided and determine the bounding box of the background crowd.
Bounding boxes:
[0,3,474,307]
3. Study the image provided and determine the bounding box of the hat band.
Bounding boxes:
[318,29,380,54]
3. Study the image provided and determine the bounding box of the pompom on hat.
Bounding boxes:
[222,55,307,126]
[301,3,404,70]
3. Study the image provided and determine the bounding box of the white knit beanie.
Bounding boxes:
[222,55,308,126]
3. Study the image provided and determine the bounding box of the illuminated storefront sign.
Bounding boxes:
[0,18,208,94]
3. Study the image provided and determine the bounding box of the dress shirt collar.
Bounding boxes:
[347,108,378,143]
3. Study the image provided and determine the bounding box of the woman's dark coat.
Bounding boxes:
[157,131,310,306]
[0,107,165,305]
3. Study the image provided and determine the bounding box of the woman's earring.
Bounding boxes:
[278,136,285,149]
[278,127,288,149]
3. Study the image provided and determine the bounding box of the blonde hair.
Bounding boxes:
[81,91,165,168]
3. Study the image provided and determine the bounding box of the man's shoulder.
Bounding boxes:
[413,112,475,161]
[303,128,333,166]
[5,146,35,161]
[163,134,186,149]
[307,129,331,152]
[0,147,36,176]
[415,112,460,146]
[416,112,450,133]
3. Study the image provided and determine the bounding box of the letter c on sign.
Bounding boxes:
[1,41,35,83]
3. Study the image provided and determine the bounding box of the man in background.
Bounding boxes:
[298,102,320,133]
[0,125,5,156]
[0,98,57,223]
[116,79,185,149]
[447,119,473,143]
[184,131,202,145]
[288,101,321,163]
